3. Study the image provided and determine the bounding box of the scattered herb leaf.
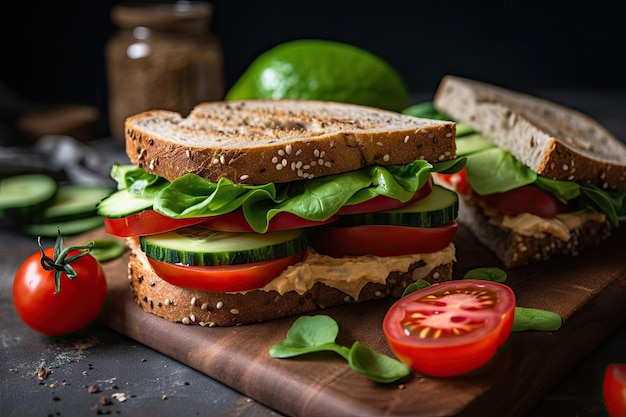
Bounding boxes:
[269,315,348,358]
[463,267,507,282]
[270,315,410,383]
[401,279,432,297]
[348,341,411,383]
[513,307,562,332]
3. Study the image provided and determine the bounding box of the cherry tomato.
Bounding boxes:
[383,279,516,377]
[200,210,338,233]
[477,186,569,218]
[337,178,433,215]
[434,169,471,195]
[146,252,304,292]
[103,209,207,237]
[310,221,458,257]
[13,238,107,336]
[603,363,626,417]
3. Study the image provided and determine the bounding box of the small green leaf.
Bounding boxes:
[269,315,346,358]
[269,315,411,383]
[513,307,562,332]
[465,147,537,195]
[535,176,581,202]
[431,157,466,175]
[348,341,410,383]
[401,279,431,297]
[580,183,619,227]
[463,267,507,283]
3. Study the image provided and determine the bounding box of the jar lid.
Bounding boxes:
[111,1,213,29]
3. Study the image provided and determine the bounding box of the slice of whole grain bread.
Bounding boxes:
[125,99,456,185]
[434,75,626,190]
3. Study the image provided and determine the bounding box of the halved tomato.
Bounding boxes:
[337,177,433,215]
[310,221,458,257]
[200,210,338,233]
[604,363,626,417]
[477,186,569,218]
[147,252,305,292]
[383,279,516,377]
[103,209,207,237]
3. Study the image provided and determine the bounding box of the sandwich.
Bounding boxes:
[97,99,463,326]
[429,75,626,268]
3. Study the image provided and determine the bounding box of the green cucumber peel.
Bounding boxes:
[86,239,125,263]
[269,315,410,383]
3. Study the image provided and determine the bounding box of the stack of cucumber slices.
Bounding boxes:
[0,173,113,237]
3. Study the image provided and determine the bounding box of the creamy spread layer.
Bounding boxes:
[260,245,456,299]
[489,211,606,240]
[128,237,456,299]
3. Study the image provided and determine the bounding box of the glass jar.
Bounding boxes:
[106,1,224,141]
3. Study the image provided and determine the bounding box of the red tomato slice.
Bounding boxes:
[434,169,471,195]
[147,252,304,292]
[103,210,208,237]
[604,363,626,417]
[200,210,338,233]
[477,186,569,218]
[310,221,458,257]
[337,178,433,215]
[383,279,516,377]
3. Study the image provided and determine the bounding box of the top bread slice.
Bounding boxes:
[125,99,456,185]
[433,75,626,190]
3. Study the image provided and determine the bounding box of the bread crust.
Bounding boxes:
[125,100,456,185]
[434,76,626,190]
[457,197,612,268]
[127,249,453,327]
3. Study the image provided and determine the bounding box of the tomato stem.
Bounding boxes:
[38,229,95,294]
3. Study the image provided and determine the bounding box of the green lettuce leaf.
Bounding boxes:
[110,163,168,197]
[109,159,448,233]
[465,147,537,195]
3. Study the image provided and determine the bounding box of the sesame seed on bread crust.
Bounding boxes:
[127,247,454,327]
[125,99,456,185]
[434,75,626,190]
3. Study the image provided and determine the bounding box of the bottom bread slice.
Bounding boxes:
[458,199,612,268]
[127,248,454,327]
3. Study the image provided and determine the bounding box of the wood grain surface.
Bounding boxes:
[74,224,626,417]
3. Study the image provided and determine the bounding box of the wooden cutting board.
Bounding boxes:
[76,224,626,417]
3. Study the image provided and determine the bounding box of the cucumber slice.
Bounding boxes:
[97,189,154,218]
[21,216,105,237]
[0,174,58,219]
[86,239,126,262]
[335,185,458,228]
[140,225,308,266]
[31,185,113,224]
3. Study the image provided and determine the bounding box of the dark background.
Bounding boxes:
[1,0,625,137]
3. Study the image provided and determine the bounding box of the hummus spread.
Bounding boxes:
[261,244,456,299]
[490,211,606,241]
